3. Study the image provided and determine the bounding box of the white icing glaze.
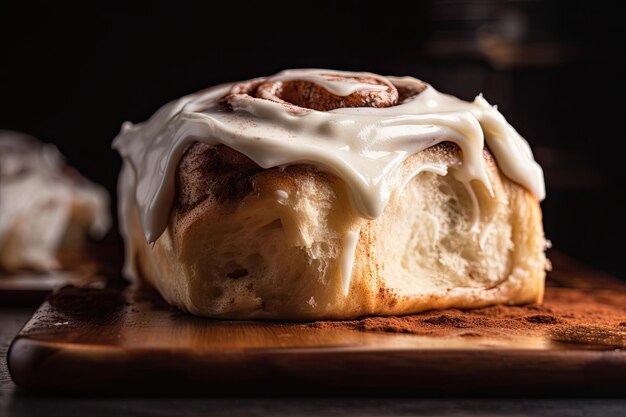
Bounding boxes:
[274,189,289,203]
[339,227,361,296]
[113,69,545,290]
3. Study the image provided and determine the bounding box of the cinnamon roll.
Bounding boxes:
[0,131,111,272]
[114,69,548,319]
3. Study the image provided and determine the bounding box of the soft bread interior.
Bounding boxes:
[130,143,546,319]
[376,145,546,308]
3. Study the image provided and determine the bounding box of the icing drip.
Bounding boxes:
[340,227,361,296]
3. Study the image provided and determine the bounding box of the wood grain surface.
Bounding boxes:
[0,271,106,306]
[7,252,626,396]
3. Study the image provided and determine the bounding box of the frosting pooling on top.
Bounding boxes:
[113,69,545,246]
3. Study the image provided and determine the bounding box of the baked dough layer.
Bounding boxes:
[128,142,547,319]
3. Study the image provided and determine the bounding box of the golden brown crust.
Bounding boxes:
[175,142,337,217]
[175,144,262,214]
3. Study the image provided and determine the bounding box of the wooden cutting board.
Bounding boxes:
[0,238,120,305]
[8,253,626,396]
[0,271,106,306]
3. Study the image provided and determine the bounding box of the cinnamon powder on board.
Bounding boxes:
[301,286,626,347]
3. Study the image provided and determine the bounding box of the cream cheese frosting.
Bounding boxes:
[113,69,545,288]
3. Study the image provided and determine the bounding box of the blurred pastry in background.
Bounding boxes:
[0,131,111,273]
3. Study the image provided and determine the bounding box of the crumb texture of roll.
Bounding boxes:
[115,69,548,319]
[0,131,111,273]
[129,143,546,319]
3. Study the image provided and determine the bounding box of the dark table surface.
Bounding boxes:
[2,307,626,417]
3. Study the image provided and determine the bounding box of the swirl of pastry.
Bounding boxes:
[255,74,398,111]
[229,71,426,113]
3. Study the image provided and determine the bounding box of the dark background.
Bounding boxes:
[1,1,624,277]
